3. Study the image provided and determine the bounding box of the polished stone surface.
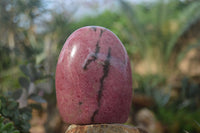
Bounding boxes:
[56,26,132,124]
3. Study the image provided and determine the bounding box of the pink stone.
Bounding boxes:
[56,26,132,124]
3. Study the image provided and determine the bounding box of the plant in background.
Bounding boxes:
[173,77,200,110]
[118,0,200,74]
[0,0,47,91]
[0,58,53,133]
[0,115,19,133]
[12,59,53,108]
[0,96,31,133]
[133,74,200,132]
[134,74,170,107]
[0,45,11,71]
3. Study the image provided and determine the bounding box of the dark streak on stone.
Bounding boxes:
[91,110,99,123]
[95,40,100,57]
[90,47,111,123]
[82,29,104,70]
[100,29,104,37]
[91,26,97,32]
[83,41,100,70]
[79,101,82,105]
[83,28,110,123]
[97,47,111,106]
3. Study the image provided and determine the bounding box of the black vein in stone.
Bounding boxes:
[82,30,104,70]
[82,29,110,122]
[97,47,111,106]
[91,47,111,123]
[83,41,100,70]
[91,110,98,123]
[91,26,97,32]
[100,29,104,37]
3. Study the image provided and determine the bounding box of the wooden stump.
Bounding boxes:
[66,124,148,133]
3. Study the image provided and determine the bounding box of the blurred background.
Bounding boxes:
[0,0,200,133]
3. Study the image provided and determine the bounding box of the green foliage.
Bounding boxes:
[134,73,200,132]
[134,74,170,107]
[166,1,200,59]
[0,45,11,71]
[0,115,20,133]
[0,0,47,90]
[157,108,200,133]
[11,60,53,106]
[173,77,200,110]
[42,11,74,50]
[72,10,120,29]
[119,0,200,73]
[0,56,52,133]
[0,57,50,133]
[0,96,32,133]
[19,62,45,82]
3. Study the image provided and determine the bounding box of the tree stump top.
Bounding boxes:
[66,124,148,133]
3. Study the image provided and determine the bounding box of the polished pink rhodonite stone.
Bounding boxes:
[56,26,132,124]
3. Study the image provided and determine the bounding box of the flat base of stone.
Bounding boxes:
[66,124,148,133]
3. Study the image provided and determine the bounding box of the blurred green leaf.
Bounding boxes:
[21,113,29,121]
[12,89,23,100]
[0,116,20,133]
[20,65,30,77]
[2,122,12,130]
[2,109,9,117]
[7,102,18,110]
[0,96,32,132]
[18,77,30,89]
